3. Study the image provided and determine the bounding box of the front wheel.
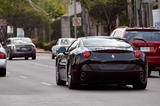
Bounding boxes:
[56,64,66,86]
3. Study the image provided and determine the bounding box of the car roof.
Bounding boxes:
[8,37,31,40]
[117,27,160,31]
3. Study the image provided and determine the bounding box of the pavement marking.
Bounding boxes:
[40,82,52,86]
[19,75,28,79]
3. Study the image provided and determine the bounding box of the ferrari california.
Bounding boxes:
[56,37,148,89]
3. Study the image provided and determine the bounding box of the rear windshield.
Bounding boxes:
[60,39,75,46]
[83,39,131,48]
[12,38,32,44]
[126,31,160,41]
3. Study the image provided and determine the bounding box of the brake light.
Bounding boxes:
[83,51,91,58]
[134,51,142,58]
[0,53,6,59]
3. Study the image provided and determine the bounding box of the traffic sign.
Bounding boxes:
[72,17,81,26]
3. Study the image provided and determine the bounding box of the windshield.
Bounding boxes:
[60,39,75,46]
[126,31,160,41]
[12,38,32,44]
[83,39,131,48]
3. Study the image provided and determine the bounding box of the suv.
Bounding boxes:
[110,27,160,76]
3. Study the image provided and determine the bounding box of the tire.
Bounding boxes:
[8,52,12,60]
[67,64,79,89]
[0,69,6,77]
[25,57,28,60]
[148,68,152,77]
[52,54,55,59]
[56,64,66,86]
[159,71,160,76]
[32,56,36,60]
[133,82,147,90]
[133,72,147,90]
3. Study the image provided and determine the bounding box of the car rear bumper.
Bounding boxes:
[12,51,36,57]
[78,71,145,84]
[147,56,160,67]
[72,63,147,84]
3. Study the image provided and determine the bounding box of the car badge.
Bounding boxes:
[111,55,115,59]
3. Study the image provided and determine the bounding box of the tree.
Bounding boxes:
[79,0,128,34]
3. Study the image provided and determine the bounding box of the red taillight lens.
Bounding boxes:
[134,51,142,58]
[83,51,91,58]
[0,53,6,59]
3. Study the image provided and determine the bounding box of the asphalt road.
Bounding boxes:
[0,53,160,106]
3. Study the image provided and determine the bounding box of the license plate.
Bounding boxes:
[140,47,150,52]
[21,48,27,50]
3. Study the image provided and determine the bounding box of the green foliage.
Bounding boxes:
[32,37,57,51]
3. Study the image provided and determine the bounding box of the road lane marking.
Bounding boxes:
[19,75,28,79]
[40,82,52,86]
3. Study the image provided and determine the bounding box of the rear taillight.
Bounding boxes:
[0,53,6,59]
[134,51,142,58]
[83,51,91,58]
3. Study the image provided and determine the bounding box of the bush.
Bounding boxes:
[32,38,57,51]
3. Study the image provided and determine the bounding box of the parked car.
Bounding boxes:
[6,37,36,60]
[0,43,7,77]
[56,37,148,89]
[110,27,160,76]
[51,38,76,59]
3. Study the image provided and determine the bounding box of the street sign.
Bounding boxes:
[0,19,7,26]
[17,28,25,37]
[72,17,81,26]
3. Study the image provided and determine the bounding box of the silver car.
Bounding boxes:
[0,43,7,77]
[6,37,36,60]
[51,38,76,59]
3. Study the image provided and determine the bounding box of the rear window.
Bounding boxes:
[126,31,160,41]
[83,39,131,48]
[60,39,75,46]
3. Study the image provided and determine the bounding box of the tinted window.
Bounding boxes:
[83,39,131,48]
[126,31,160,41]
[12,38,32,44]
[60,39,75,46]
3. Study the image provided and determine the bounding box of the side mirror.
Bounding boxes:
[57,47,66,54]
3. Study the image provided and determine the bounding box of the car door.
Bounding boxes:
[58,40,79,81]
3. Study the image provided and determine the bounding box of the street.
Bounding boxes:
[0,53,160,106]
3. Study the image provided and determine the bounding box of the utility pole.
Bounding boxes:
[73,0,77,38]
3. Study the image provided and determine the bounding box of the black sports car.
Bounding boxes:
[56,37,148,89]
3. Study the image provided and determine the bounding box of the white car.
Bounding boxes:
[51,38,76,59]
[0,43,7,77]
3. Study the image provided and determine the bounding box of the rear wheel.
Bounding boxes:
[0,69,6,77]
[133,72,147,90]
[67,64,79,89]
[52,54,55,59]
[56,64,66,85]
[32,56,36,60]
[148,68,152,77]
[133,82,147,90]
[25,57,28,60]
[8,52,12,60]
